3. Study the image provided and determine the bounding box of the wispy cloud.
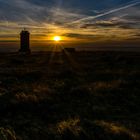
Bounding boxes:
[70,0,140,24]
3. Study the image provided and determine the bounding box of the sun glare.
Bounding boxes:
[53,36,61,42]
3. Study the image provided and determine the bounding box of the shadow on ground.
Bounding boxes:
[0,51,140,140]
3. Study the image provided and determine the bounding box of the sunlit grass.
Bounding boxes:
[95,121,139,140]
[57,118,81,136]
[0,127,16,140]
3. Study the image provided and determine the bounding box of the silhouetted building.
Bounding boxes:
[63,48,76,53]
[19,29,31,53]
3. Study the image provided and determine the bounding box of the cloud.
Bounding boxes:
[80,21,118,29]
[63,33,96,38]
[0,0,139,27]
[80,17,140,29]
[0,0,139,44]
[70,0,140,24]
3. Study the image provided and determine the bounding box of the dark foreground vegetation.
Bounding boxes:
[0,51,140,140]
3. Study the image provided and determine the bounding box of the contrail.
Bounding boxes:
[71,0,140,24]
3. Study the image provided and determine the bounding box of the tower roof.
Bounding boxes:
[20,30,30,34]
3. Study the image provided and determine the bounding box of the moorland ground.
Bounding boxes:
[0,51,140,140]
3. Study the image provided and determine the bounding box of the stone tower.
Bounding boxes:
[19,29,31,53]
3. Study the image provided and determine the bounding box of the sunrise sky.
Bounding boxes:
[0,0,140,51]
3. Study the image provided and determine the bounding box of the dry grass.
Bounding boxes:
[0,51,139,140]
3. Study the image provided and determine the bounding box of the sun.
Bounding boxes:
[53,36,61,42]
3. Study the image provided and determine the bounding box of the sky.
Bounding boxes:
[0,0,140,51]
